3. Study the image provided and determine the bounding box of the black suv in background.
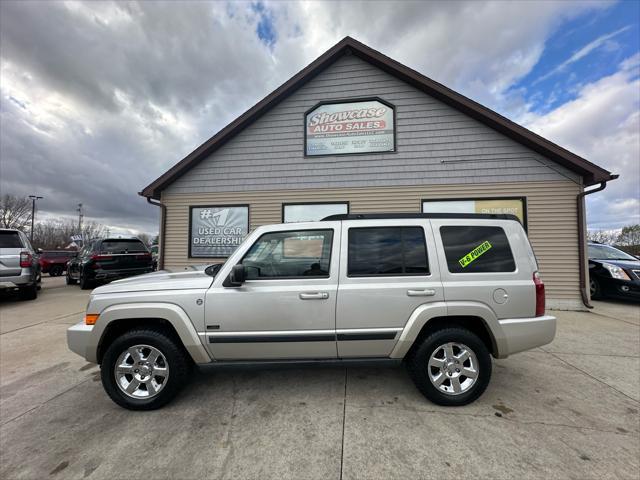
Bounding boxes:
[66,238,153,289]
[588,242,640,301]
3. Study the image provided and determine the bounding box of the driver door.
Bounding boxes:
[204,224,341,360]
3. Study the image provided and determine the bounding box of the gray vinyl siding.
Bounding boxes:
[166,54,580,195]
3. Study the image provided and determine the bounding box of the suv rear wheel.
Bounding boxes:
[79,272,93,290]
[407,327,491,406]
[19,284,38,301]
[100,328,191,410]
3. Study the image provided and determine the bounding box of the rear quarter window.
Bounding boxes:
[440,226,515,273]
[0,231,23,248]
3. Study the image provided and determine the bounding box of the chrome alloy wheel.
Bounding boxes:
[114,345,169,399]
[589,279,597,297]
[428,342,479,395]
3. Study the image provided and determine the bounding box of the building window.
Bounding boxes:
[422,197,527,228]
[189,205,249,258]
[241,229,333,279]
[439,226,516,273]
[283,203,348,223]
[348,227,429,277]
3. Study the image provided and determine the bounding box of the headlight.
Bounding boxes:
[602,263,631,281]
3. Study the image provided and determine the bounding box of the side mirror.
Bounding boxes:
[37,248,43,254]
[225,264,246,287]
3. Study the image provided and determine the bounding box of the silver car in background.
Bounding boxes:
[0,228,41,300]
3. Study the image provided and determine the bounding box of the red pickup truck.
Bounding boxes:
[39,250,77,276]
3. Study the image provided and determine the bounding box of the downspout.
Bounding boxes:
[146,197,166,271]
[577,177,617,308]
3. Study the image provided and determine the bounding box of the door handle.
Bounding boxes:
[407,289,436,297]
[299,292,329,300]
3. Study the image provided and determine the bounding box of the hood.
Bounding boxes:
[591,258,640,271]
[92,269,214,294]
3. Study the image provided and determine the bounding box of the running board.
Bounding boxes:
[197,357,402,371]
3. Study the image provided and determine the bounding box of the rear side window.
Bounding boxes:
[440,226,515,273]
[100,240,147,253]
[348,227,429,276]
[0,231,23,248]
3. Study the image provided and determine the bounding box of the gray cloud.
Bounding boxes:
[0,0,633,235]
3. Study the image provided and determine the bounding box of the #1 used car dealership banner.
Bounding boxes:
[189,206,249,257]
[305,99,395,156]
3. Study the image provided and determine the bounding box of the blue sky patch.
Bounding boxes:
[512,0,640,114]
[252,2,277,48]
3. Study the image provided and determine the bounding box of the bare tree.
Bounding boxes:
[32,219,109,250]
[587,229,618,245]
[137,232,152,246]
[0,194,32,230]
[616,224,640,246]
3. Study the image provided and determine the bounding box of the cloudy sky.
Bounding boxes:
[1,0,638,235]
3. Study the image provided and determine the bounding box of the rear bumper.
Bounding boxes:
[496,315,556,358]
[0,271,34,289]
[91,267,154,281]
[67,321,97,363]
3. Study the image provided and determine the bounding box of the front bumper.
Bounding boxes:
[496,315,556,358]
[601,277,640,300]
[67,321,97,363]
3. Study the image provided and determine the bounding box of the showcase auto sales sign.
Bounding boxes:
[305,100,395,156]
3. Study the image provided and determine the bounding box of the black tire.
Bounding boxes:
[79,272,93,290]
[50,266,63,277]
[406,327,492,406]
[19,284,38,301]
[590,277,603,300]
[100,328,191,410]
[66,272,77,285]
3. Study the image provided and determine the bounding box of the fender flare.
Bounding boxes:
[389,301,507,359]
[91,302,211,364]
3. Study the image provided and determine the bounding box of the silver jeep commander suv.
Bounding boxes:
[68,213,556,410]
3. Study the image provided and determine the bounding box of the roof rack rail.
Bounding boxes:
[322,212,521,222]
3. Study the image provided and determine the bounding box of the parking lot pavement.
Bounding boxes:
[1,280,638,480]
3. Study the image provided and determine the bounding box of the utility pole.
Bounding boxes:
[28,195,43,243]
[77,203,83,232]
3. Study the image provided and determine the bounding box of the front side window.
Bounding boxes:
[283,203,348,223]
[348,227,429,276]
[242,229,333,279]
[440,226,515,273]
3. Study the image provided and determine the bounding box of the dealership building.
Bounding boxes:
[141,37,615,310]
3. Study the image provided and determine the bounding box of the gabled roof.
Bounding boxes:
[140,36,615,199]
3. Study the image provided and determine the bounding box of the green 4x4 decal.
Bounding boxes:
[458,241,492,268]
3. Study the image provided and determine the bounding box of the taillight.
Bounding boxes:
[533,271,545,317]
[19,252,31,268]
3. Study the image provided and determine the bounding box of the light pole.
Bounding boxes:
[28,195,43,243]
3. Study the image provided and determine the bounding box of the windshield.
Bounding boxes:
[588,244,637,261]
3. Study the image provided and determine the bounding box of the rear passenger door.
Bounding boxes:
[336,219,443,357]
[431,219,535,319]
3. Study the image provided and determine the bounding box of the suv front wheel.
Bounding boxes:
[101,328,191,410]
[407,327,492,406]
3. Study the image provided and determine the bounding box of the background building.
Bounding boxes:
[141,37,615,310]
